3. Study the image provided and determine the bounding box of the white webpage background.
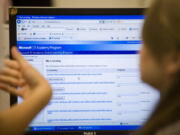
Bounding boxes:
[20,54,160,127]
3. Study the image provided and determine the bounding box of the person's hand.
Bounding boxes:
[0,47,52,99]
[0,47,52,135]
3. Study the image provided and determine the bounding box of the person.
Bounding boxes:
[0,47,52,135]
[134,0,180,134]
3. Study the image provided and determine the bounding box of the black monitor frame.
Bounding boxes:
[9,7,145,135]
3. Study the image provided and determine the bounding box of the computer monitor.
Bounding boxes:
[9,8,160,135]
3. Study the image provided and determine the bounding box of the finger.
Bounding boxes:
[0,74,22,87]
[0,67,21,79]
[11,47,45,87]
[11,47,28,67]
[19,78,26,86]
[3,59,20,70]
[0,82,22,97]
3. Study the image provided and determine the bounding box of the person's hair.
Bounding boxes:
[135,0,180,135]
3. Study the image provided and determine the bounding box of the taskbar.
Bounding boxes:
[27,125,141,131]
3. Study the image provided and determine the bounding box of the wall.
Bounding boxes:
[0,0,10,111]
[53,0,151,8]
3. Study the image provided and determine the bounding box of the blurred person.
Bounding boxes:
[135,0,180,135]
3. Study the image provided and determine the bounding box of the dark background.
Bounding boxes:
[12,0,52,6]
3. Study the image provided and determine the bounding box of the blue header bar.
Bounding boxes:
[17,44,140,51]
[17,43,140,55]
[17,15,145,20]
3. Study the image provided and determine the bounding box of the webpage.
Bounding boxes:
[16,15,160,131]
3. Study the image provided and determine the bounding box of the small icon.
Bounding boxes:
[17,20,21,24]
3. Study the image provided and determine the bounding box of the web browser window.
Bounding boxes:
[16,15,159,131]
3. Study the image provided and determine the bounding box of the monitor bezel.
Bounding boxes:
[9,7,145,135]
